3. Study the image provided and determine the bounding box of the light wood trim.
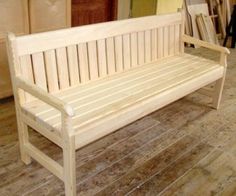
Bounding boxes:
[16,13,182,56]
[15,77,74,117]
[182,34,230,55]
[74,67,223,149]
[25,143,63,180]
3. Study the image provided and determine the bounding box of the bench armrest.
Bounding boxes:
[182,34,230,55]
[15,77,74,117]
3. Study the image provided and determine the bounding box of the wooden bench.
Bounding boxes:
[7,12,229,195]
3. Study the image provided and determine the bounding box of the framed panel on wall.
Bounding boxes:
[29,0,71,33]
[0,0,29,99]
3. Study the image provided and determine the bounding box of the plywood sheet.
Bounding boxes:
[187,3,209,41]
[29,0,71,33]
[0,0,29,37]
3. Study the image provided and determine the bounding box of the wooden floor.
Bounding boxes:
[1,48,236,196]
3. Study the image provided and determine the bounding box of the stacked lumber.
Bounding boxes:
[184,0,234,45]
[196,13,219,44]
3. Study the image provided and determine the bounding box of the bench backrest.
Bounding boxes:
[9,12,184,102]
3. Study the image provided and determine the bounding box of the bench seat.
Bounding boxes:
[21,53,224,148]
[8,12,229,195]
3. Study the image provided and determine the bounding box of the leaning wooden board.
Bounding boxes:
[187,3,209,47]
[7,12,229,196]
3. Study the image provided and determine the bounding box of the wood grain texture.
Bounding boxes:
[1,48,236,196]
[6,12,230,196]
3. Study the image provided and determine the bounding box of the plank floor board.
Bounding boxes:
[128,142,214,196]
[0,48,236,195]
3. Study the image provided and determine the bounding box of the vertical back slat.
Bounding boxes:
[106,37,116,74]
[163,26,169,57]
[31,52,47,91]
[130,32,138,67]
[157,28,164,58]
[97,39,107,77]
[44,50,59,92]
[123,34,131,70]
[174,24,180,54]
[151,29,157,61]
[169,25,175,56]
[67,45,80,86]
[144,30,151,63]
[138,31,145,65]
[114,35,123,72]
[56,47,70,89]
[88,41,99,80]
[78,43,90,83]
[19,55,34,101]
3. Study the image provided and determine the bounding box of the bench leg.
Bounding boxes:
[212,77,225,109]
[18,119,32,165]
[63,136,76,196]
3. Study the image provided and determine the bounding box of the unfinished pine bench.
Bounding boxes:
[7,12,229,196]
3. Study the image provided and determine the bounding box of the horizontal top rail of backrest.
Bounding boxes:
[15,12,182,56]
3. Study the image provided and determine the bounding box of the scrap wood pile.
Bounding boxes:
[184,0,235,46]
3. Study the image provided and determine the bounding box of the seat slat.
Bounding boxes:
[74,65,222,130]
[37,55,205,122]
[21,54,224,134]
[51,61,216,129]
[23,55,212,116]
[24,55,196,115]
